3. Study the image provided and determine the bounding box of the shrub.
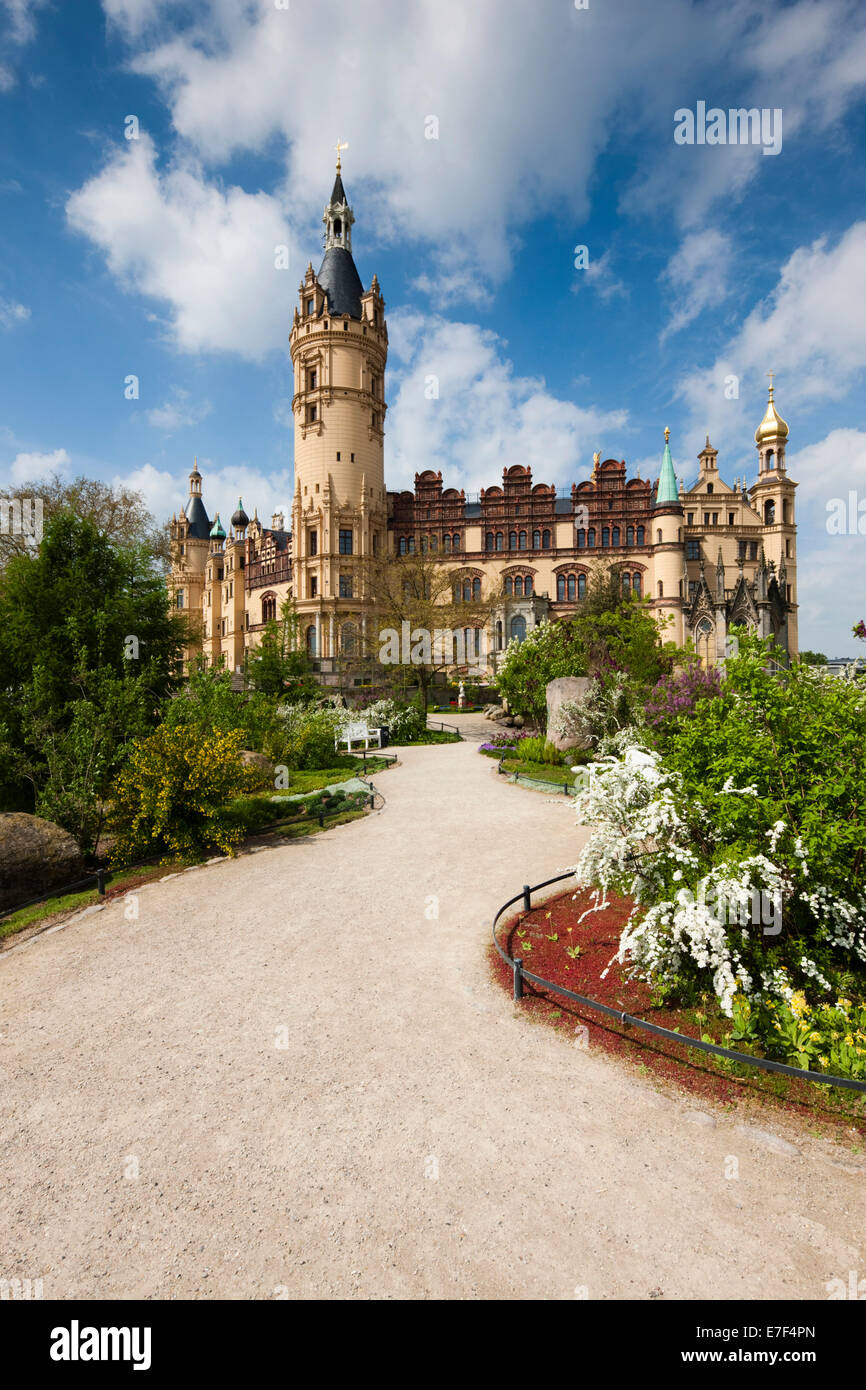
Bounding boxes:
[108,724,253,864]
[517,736,563,765]
[572,634,866,1075]
[645,661,722,744]
[555,671,644,750]
[355,698,426,743]
[272,702,347,770]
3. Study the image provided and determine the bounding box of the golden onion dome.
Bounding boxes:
[755,381,789,444]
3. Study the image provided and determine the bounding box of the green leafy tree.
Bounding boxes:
[0,511,185,815]
[245,600,318,701]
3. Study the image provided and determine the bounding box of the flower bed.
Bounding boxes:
[490,887,866,1132]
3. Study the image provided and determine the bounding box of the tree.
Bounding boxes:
[245,599,318,700]
[0,511,186,819]
[799,650,828,665]
[363,547,495,711]
[0,473,170,573]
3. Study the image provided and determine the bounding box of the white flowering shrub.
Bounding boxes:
[572,635,866,1075]
[354,699,426,743]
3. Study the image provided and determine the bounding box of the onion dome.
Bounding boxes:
[231,497,249,530]
[209,513,226,539]
[755,379,789,444]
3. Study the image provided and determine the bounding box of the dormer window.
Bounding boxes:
[305,299,315,316]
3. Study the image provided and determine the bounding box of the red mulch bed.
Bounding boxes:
[489,886,866,1137]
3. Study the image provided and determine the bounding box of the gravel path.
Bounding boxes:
[1,715,863,1300]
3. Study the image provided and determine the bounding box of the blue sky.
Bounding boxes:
[1,0,865,653]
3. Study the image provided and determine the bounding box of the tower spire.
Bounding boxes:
[656,426,679,506]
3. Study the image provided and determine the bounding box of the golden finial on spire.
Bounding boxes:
[767,368,775,397]
[335,139,349,172]
[664,426,670,442]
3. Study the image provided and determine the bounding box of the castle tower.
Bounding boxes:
[169,458,211,668]
[750,375,798,656]
[652,426,686,644]
[289,150,388,662]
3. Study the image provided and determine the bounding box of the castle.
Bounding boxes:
[169,157,798,677]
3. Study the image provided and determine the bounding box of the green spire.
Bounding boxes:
[656,426,679,506]
[209,512,226,539]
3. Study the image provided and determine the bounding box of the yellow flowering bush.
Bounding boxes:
[108,724,252,865]
[731,991,866,1080]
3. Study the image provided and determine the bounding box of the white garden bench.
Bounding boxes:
[335,720,382,753]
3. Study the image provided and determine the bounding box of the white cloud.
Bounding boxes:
[70,1,866,354]
[386,311,628,495]
[0,295,30,328]
[145,388,212,431]
[575,250,627,303]
[782,430,866,655]
[4,447,70,487]
[66,135,295,359]
[660,230,731,342]
[1,0,47,45]
[674,222,866,468]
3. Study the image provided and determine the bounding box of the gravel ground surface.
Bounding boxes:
[1,713,864,1301]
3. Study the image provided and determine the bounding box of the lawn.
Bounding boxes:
[500,758,578,787]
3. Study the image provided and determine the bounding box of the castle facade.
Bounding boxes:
[169,160,798,676]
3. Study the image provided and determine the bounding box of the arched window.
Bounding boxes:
[514,576,523,597]
[766,450,775,470]
[399,537,407,555]
[602,527,610,547]
[557,575,565,601]
[577,529,586,548]
[452,533,461,550]
[463,579,471,601]
[656,529,662,545]
[341,622,356,655]
[496,620,503,650]
[657,581,663,597]
[577,573,586,600]
[532,530,541,549]
[510,615,527,643]
[542,529,551,549]
[430,536,437,551]
[486,532,494,551]
[627,526,634,546]
[519,530,526,550]
[421,536,428,553]
[587,528,596,547]
[612,526,620,547]
[453,584,460,604]
[496,532,503,551]
[472,578,481,600]
[306,624,317,656]
[505,577,513,596]
[637,526,645,545]
[764,499,775,525]
[567,575,576,600]
[509,531,517,550]
[632,573,641,597]
[443,534,451,553]
[524,575,533,595]
[262,595,277,624]
[622,571,630,595]
[408,536,416,553]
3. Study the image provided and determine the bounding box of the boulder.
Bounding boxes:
[546,676,592,751]
[0,813,85,914]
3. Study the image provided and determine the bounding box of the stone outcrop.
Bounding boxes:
[0,813,85,914]
[546,676,592,751]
